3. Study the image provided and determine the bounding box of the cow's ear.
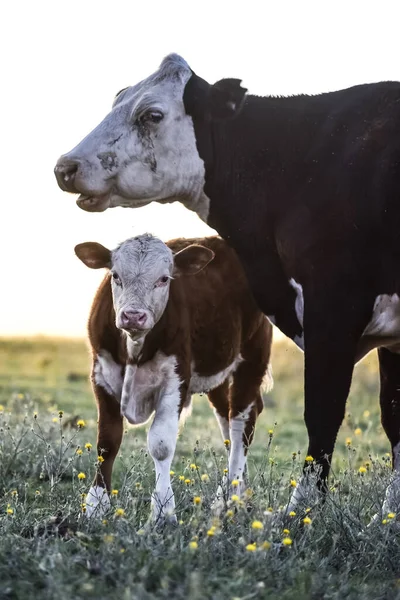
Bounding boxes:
[173,245,215,277]
[74,242,111,269]
[184,73,247,121]
[208,78,247,120]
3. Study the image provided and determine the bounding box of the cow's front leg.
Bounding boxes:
[286,290,369,514]
[147,385,183,528]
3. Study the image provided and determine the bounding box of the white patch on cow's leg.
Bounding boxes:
[147,372,181,527]
[371,442,400,523]
[213,408,230,443]
[85,485,111,518]
[289,278,305,351]
[94,350,123,401]
[283,474,319,515]
[228,403,254,496]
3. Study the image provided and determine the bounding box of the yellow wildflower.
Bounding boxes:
[97,456,105,463]
[346,438,352,446]
[135,483,142,489]
[10,490,17,497]
[267,507,274,513]
[103,534,115,543]
[354,427,362,436]
[0,405,4,411]
[224,439,230,447]
[102,519,108,525]
[382,519,388,525]
[189,541,198,550]
[120,549,125,554]
[193,496,202,506]
[179,475,185,481]
[305,455,314,463]
[289,511,296,517]
[244,488,253,499]
[231,479,239,487]
[35,490,40,496]
[81,504,87,513]
[6,508,13,515]
[231,495,240,503]
[268,429,274,436]
[207,527,216,537]
[262,541,271,550]
[359,466,367,474]
[184,478,191,485]
[52,417,58,423]
[223,468,228,474]
[305,507,311,513]
[115,508,125,517]
[388,512,396,519]
[303,517,312,525]
[201,474,209,483]
[283,528,290,535]
[76,448,83,456]
[363,410,370,418]
[290,479,297,487]
[111,489,118,496]
[33,412,38,419]
[246,543,257,552]
[77,472,86,480]
[252,520,263,530]
[85,443,92,450]
[226,509,234,518]
[169,470,175,476]
[58,410,64,418]
[282,537,292,546]
[190,463,197,470]
[77,419,86,428]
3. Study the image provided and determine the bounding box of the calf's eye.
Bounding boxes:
[155,275,170,288]
[112,272,122,286]
[144,110,164,124]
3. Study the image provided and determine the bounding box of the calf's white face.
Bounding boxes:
[75,234,214,341]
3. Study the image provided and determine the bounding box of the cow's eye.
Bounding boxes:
[155,275,169,288]
[143,110,164,124]
[112,272,122,286]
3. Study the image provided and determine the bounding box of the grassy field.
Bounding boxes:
[0,335,399,599]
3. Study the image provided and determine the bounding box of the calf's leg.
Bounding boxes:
[147,385,183,527]
[85,382,123,517]
[208,380,231,444]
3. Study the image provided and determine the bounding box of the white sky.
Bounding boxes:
[2,0,400,336]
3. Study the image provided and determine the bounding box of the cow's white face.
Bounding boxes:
[55,54,247,222]
[55,55,208,218]
[75,234,215,342]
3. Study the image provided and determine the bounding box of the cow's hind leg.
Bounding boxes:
[85,382,123,518]
[375,347,400,519]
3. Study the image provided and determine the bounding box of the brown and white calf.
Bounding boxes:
[75,234,272,525]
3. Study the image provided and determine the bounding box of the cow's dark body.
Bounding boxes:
[185,79,400,483]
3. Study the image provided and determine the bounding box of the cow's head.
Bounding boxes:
[55,54,247,222]
[75,234,214,341]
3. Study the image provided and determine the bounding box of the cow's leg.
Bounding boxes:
[376,347,400,518]
[147,384,183,527]
[286,293,369,513]
[208,380,231,444]
[85,382,123,518]
[229,360,264,497]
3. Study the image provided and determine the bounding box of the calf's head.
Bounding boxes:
[55,54,247,221]
[75,234,214,340]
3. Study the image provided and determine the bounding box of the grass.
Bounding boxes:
[0,335,399,599]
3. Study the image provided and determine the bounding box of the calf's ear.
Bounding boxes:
[184,73,247,121]
[173,245,215,277]
[74,242,111,269]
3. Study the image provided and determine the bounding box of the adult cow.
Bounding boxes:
[55,54,400,516]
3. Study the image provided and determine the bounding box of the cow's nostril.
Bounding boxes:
[54,157,80,192]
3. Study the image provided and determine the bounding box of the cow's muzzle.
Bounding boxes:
[54,157,80,193]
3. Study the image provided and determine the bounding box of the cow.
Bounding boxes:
[55,53,400,517]
[75,234,272,525]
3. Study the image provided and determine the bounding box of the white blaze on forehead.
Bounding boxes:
[111,234,173,282]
